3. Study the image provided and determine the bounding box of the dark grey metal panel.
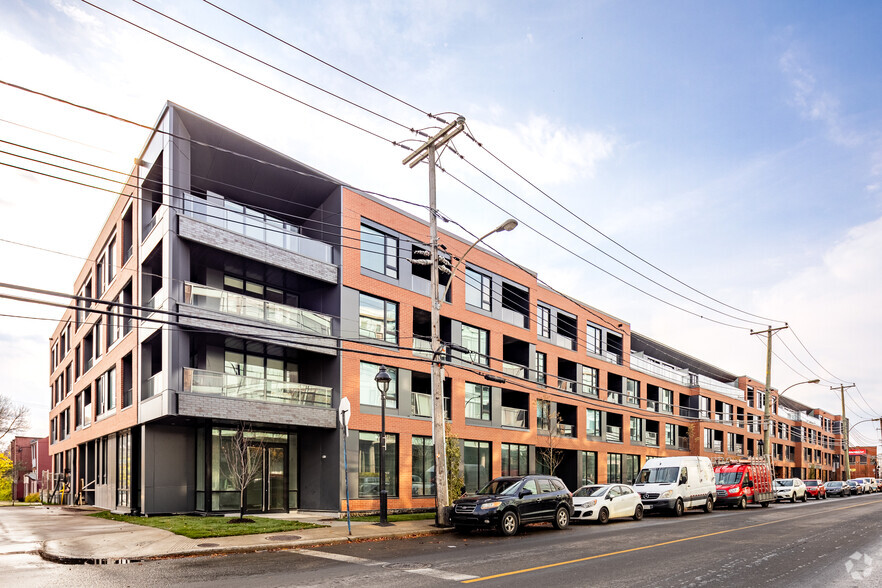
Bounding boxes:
[177,392,336,429]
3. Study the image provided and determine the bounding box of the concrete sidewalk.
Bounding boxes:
[33,507,451,564]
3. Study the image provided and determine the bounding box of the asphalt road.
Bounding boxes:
[3,494,882,587]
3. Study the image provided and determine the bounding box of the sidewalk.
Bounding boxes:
[38,508,451,564]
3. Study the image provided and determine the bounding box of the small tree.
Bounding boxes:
[0,396,29,445]
[445,423,464,501]
[537,406,564,477]
[221,424,264,522]
[0,453,12,501]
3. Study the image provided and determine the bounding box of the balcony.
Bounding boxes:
[183,367,332,407]
[606,425,622,443]
[183,282,332,336]
[629,353,690,386]
[558,423,576,437]
[501,307,528,329]
[647,400,673,414]
[553,332,576,351]
[501,361,527,379]
[557,377,577,394]
[501,407,527,429]
[412,337,433,359]
[411,391,450,420]
[142,372,161,400]
[646,431,659,447]
[676,437,690,451]
[602,350,623,366]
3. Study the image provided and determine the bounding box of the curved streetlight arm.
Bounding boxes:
[776,379,820,397]
[440,219,518,303]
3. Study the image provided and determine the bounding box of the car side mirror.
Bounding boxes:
[746,481,754,488]
[519,488,532,497]
[679,477,687,485]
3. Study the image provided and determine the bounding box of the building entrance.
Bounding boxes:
[245,444,287,512]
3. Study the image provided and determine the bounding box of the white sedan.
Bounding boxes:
[572,484,644,524]
[774,478,807,502]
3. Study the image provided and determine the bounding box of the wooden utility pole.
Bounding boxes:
[750,324,788,473]
[832,383,856,480]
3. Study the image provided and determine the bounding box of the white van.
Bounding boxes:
[633,456,716,516]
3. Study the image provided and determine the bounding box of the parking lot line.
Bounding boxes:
[462,497,882,583]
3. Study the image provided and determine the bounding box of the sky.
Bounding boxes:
[1,0,881,447]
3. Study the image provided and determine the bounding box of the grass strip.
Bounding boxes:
[90,511,326,539]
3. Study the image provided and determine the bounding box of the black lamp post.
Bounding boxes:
[374,365,392,526]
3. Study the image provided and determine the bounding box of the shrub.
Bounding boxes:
[24,493,41,503]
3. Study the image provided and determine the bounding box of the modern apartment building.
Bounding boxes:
[47,103,845,515]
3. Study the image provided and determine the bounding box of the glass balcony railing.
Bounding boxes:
[501,407,527,428]
[183,192,333,264]
[553,332,576,351]
[557,377,577,393]
[501,361,527,378]
[647,399,674,414]
[606,425,622,442]
[183,282,332,336]
[558,423,576,437]
[410,391,450,420]
[183,367,332,407]
[677,437,690,451]
[412,337,433,358]
[142,372,161,400]
[646,431,659,446]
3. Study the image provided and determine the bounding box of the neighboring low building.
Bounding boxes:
[848,446,879,479]
[47,103,847,515]
[8,436,49,501]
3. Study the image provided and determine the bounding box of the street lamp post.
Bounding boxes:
[764,378,819,475]
[430,219,518,527]
[374,366,392,526]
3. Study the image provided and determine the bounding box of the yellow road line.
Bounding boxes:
[462,498,881,583]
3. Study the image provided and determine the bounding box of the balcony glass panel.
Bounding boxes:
[183,367,332,407]
[184,282,332,336]
[557,377,577,393]
[646,431,658,446]
[606,425,622,442]
[502,361,526,378]
[501,407,527,428]
[412,337,433,359]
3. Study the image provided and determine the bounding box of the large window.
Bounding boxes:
[624,377,639,405]
[537,399,551,431]
[412,436,435,497]
[117,429,130,508]
[358,293,397,344]
[465,268,492,311]
[465,382,491,421]
[665,423,676,447]
[501,443,528,477]
[624,455,641,484]
[463,440,491,494]
[582,366,599,396]
[537,305,551,338]
[359,362,397,408]
[586,323,602,355]
[630,417,645,443]
[607,453,623,484]
[95,367,116,416]
[586,409,602,437]
[461,324,489,365]
[581,451,597,485]
[361,224,398,278]
[358,431,398,498]
[225,349,298,383]
[535,351,546,384]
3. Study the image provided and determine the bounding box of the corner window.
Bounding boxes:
[358,293,397,344]
[361,224,398,279]
[465,268,492,311]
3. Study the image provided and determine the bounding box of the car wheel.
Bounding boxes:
[738,497,747,510]
[815,493,821,500]
[597,507,610,524]
[790,494,796,503]
[673,499,684,517]
[760,501,771,508]
[633,504,644,521]
[499,511,519,536]
[703,496,714,513]
[552,506,570,530]
[801,492,807,502]
[454,525,471,534]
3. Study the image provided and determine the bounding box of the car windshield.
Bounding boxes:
[805,480,818,487]
[574,485,605,497]
[477,479,521,496]
[775,480,793,487]
[827,482,841,487]
[715,472,743,485]
[635,467,679,484]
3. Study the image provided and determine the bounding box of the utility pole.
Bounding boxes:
[403,117,465,527]
[832,383,856,481]
[751,324,788,474]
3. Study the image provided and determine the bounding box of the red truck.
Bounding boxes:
[713,459,775,509]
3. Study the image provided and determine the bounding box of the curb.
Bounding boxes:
[38,526,453,565]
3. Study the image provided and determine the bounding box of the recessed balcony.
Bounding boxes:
[183,367,332,407]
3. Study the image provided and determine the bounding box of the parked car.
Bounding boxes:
[713,460,775,508]
[774,478,807,502]
[824,480,851,497]
[845,480,864,495]
[634,456,717,516]
[451,475,573,536]
[860,478,878,493]
[572,484,644,523]
[803,479,826,500]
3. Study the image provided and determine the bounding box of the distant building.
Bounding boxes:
[8,436,49,501]
[848,446,879,479]
[48,103,847,515]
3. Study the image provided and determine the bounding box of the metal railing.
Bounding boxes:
[183,282,332,336]
[182,367,332,407]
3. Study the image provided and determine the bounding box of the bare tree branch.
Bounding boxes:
[220,423,264,521]
[0,395,29,445]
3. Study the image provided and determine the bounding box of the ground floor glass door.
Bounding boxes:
[244,444,287,513]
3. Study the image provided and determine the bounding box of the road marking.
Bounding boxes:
[462,497,882,583]
[296,549,478,582]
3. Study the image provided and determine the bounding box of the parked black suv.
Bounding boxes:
[451,475,573,536]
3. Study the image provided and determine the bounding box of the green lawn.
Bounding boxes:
[341,512,436,523]
[90,511,326,539]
